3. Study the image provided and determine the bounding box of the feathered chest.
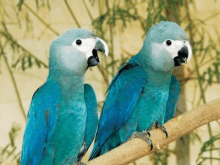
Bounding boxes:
[49,95,87,148]
[135,84,170,118]
[135,84,170,131]
[141,84,169,104]
[54,95,87,137]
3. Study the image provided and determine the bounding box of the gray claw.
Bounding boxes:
[155,122,168,137]
[143,130,151,137]
[131,131,153,151]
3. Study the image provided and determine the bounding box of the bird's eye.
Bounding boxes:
[76,39,82,45]
[166,40,172,46]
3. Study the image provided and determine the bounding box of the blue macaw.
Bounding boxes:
[21,28,108,165]
[89,21,192,160]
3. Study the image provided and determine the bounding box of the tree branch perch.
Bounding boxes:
[87,98,220,165]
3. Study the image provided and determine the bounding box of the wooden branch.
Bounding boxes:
[87,98,220,165]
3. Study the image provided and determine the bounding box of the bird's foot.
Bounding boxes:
[142,130,151,137]
[154,122,168,137]
[130,130,153,151]
[72,162,87,165]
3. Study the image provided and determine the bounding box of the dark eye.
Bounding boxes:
[76,39,82,45]
[166,40,172,46]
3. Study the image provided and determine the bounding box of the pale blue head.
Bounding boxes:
[49,28,108,76]
[139,21,192,72]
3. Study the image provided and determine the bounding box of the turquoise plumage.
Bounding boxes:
[21,28,108,165]
[89,21,192,160]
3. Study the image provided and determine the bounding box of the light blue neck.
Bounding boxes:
[145,66,172,87]
[131,53,172,87]
[47,69,84,100]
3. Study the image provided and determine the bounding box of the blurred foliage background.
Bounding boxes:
[0,0,220,164]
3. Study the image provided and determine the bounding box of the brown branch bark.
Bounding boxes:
[87,98,220,165]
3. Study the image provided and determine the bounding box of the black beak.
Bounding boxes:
[87,49,100,67]
[174,46,188,66]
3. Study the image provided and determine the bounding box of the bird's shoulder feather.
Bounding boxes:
[89,61,147,160]
[165,75,180,122]
[21,81,60,164]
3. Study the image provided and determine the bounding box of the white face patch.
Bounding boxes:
[72,37,109,59]
[72,38,96,59]
[163,39,192,63]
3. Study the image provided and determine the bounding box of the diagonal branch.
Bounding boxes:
[0,31,48,68]
[0,41,26,121]
[64,0,81,28]
[23,3,60,36]
[87,98,220,165]
[82,0,94,21]
[3,54,27,121]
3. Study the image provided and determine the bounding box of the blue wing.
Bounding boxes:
[77,84,98,161]
[164,75,180,123]
[89,62,147,160]
[21,81,60,165]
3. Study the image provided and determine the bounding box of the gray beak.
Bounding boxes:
[94,38,109,57]
[88,38,108,67]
